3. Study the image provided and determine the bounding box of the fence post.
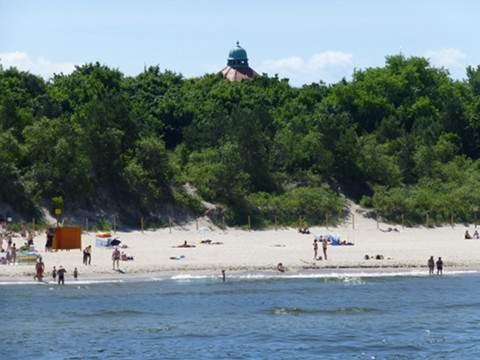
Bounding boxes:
[248,215,251,231]
[141,217,144,233]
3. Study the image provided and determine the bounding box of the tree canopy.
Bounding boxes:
[1,56,480,226]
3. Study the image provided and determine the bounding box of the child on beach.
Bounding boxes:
[73,267,78,280]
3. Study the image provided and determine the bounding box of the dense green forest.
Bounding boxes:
[2,55,480,226]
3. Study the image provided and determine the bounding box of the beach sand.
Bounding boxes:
[2,213,480,282]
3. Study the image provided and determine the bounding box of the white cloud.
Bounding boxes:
[0,51,77,78]
[259,50,353,85]
[424,48,467,69]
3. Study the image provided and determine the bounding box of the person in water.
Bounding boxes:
[52,266,57,282]
[57,266,67,285]
[436,257,443,275]
[428,256,435,275]
[313,239,318,260]
[277,263,286,272]
[221,269,226,282]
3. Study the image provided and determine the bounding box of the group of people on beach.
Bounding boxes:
[428,256,443,275]
[464,230,480,240]
[0,222,37,265]
[313,238,328,260]
[33,256,76,284]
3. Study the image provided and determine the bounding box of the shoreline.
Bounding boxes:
[1,265,479,285]
[3,212,480,284]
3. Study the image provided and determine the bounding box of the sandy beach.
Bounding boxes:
[2,212,480,283]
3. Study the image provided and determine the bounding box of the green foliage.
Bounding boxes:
[248,187,344,227]
[51,196,64,210]
[2,55,480,225]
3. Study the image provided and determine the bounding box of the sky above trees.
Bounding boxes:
[1,0,478,85]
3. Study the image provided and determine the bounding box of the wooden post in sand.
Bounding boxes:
[140,217,144,233]
[248,215,251,230]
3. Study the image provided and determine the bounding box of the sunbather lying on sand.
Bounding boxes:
[175,241,196,248]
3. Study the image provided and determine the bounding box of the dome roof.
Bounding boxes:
[228,41,248,61]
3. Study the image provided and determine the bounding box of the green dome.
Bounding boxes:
[228,41,248,61]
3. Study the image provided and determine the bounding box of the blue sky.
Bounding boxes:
[1,0,478,85]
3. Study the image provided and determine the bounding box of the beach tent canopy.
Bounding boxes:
[52,226,81,250]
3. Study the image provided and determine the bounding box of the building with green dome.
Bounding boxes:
[221,41,258,81]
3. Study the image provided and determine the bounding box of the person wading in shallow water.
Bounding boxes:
[436,257,443,275]
[428,256,435,275]
[57,266,67,285]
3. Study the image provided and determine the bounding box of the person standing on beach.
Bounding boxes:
[221,270,226,282]
[322,239,328,260]
[73,267,78,280]
[112,248,120,270]
[83,245,91,265]
[57,266,66,285]
[313,239,318,260]
[436,257,443,275]
[34,258,45,281]
[87,245,92,265]
[11,243,16,264]
[428,256,435,275]
[52,266,57,282]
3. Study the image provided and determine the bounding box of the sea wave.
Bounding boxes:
[269,306,381,316]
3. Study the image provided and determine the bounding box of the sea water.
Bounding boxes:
[3,273,480,359]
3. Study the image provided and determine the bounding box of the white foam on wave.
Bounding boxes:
[166,269,480,281]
